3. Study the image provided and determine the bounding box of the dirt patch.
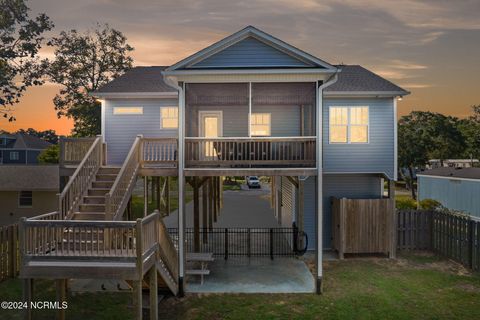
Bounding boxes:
[455,283,480,293]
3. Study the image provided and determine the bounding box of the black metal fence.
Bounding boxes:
[397,210,480,272]
[168,227,300,259]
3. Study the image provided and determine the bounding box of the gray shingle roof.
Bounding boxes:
[95,66,176,93]
[94,64,408,95]
[418,167,480,180]
[0,165,59,191]
[18,133,52,149]
[325,65,408,94]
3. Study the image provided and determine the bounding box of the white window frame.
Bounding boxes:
[250,113,271,137]
[160,106,179,129]
[18,190,33,208]
[10,151,19,160]
[329,106,369,144]
[112,107,144,115]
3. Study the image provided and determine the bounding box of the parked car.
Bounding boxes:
[246,176,260,188]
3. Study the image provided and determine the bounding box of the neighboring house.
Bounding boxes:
[427,159,479,169]
[23,26,409,299]
[418,167,480,219]
[0,132,52,164]
[0,165,59,225]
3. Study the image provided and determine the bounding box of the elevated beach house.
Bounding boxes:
[19,26,408,318]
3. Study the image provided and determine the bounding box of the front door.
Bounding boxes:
[199,111,222,158]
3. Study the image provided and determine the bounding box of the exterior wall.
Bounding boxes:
[418,176,480,218]
[323,97,395,179]
[0,150,27,164]
[303,174,383,250]
[104,98,178,164]
[0,191,57,226]
[191,37,311,68]
[252,105,301,137]
[186,105,248,137]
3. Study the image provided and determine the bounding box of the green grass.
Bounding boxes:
[2,254,479,319]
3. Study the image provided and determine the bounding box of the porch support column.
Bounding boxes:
[202,179,208,243]
[178,81,186,296]
[144,176,148,217]
[208,178,214,230]
[298,178,305,250]
[248,82,252,137]
[315,81,324,294]
[193,177,200,252]
[166,177,170,215]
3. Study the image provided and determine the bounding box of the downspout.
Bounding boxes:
[163,73,185,296]
[315,72,338,294]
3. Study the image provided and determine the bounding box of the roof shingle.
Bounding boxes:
[418,167,480,180]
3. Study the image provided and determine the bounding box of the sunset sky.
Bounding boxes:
[2,0,480,135]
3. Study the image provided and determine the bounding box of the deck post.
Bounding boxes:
[132,280,143,320]
[144,176,148,217]
[202,180,208,244]
[149,265,158,320]
[177,81,186,296]
[208,178,213,231]
[156,177,161,211]
[165,177,170,215]
[298,178,305,250]
[22,278,33,320]
[316,80,324,294]
[56,279,66,320]
[193,177,200,252]
[213,178,218,223]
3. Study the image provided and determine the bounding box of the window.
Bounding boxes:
[113,107,143,115]
[10,151,19,160]
[329,106,369,143]
[160,107,178,129]
[18,191,32,207]
[251,113,271,136]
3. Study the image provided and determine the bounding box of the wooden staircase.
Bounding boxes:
[72,166,121,221]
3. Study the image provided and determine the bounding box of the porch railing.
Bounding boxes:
[59,137,96,167]
[185,137,316,168]
[141,138,178,166]
[58,136,103,220]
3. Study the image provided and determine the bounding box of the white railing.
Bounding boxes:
[58,136,103,220]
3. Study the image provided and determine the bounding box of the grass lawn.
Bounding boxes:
[1,253,479,319]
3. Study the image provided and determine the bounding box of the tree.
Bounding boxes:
[0,0,53,121]
[426,114,465,164]
[16,127,58,144]
[37,144,59,164]
[458,105,480,161]
[47,24,133,136]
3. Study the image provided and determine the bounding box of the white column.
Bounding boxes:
[248,82,252,137]
[315,81,324,294]
[393,97,398,181]
[178,82,186,295]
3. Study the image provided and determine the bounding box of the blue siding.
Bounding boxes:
[418,176,480,218]
[303,174,383,250]
[104,99,178,164]
[190,37,311,68]
[323,98,395,179]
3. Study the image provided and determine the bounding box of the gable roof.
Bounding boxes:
[418,167,480,180]
[95,66,176,96]
[165,26,337,72]
[0,133,51,150]
[325,65,409,96]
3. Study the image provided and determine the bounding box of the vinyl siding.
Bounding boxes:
[104,98,178,164]
[253,105,301,136]
[303,174,383,250]
[190,37,311,68]
[323,98,395,179]
[186,105,248,137]
[418,176,480,218]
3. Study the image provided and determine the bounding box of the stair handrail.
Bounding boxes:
[58,136,103,220]
[155,210,179,281]
[105,135,142,221]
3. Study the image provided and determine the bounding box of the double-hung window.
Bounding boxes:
[329,106,369,143]
[113,107,143,115]
[250,113,271,136]
[160,107,178,129]
[18,191,33,207]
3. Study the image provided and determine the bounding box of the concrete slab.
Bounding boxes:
[186,257,315,293]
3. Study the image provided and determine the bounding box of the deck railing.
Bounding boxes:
[105,136,142,221]
[58,136,103,220]
[185,137,316,168]
[141,137,178,166]
[59,137,96,166]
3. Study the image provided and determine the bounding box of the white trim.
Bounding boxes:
[324,91,409,97]
[163,68,334,76]
[393,97,398,181]
[160,106,179,129]
[198,111,223,137]
[328,106,370,144]
[185,136,315,140]
[166,26,337,72]
[416,174,480,183]
[100,100,106,143]
[248,82,252,137]
[112,106,144,115]
[92,92,178,99]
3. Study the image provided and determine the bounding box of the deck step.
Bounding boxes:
[88,188,110,196]
[79,203,105,212]
[95,174,117,181]
[73,211,106,220]
[83,196,106,204]
[98,167,121,174]
[92,181,114,189]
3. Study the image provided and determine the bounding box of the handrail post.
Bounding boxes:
[136,218,143,278]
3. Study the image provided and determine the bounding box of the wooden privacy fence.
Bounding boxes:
[332,198,396,259]
[398,210,480,272]
[0,225,19,281]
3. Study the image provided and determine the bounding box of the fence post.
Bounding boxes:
[468,219,474,269]
[293,223,298,254]
[224,228,228,260]
[270,228,274,260]
[8,225,16,278]
[247,229,251,258]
